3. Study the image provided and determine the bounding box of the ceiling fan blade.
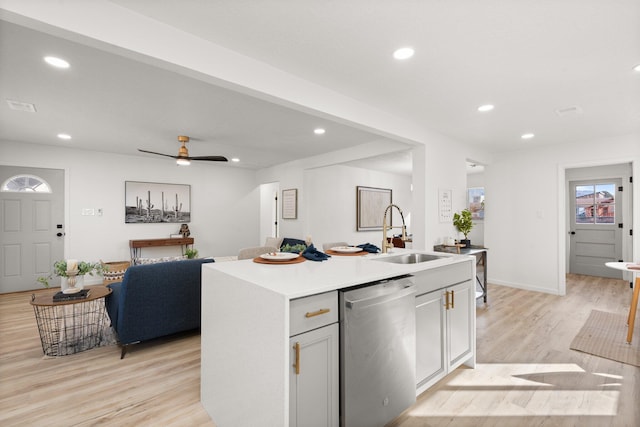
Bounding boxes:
[138,149,178,159]
[189,155,229,162]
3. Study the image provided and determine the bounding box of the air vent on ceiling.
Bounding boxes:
[6,99,37,113]
[556,106,582,117]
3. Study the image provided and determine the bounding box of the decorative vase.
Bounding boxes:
[460,239,471,248]
[60,275,84,292]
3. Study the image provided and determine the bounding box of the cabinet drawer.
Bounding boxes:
[290,291,338,336]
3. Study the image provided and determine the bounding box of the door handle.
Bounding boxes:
[56,232,65,237]
[568,231,575,235]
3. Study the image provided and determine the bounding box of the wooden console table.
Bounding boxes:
[129,237,194,260]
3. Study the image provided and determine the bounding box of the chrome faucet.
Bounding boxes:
[382,204,407,253]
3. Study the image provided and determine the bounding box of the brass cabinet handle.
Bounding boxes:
[305,308,330,318]
[443,290,455,310]
[293,342,300,375]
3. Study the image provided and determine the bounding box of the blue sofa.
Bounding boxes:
[105,258,214,358]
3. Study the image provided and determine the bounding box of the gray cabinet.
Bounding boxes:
[446,280,474,370]
[415,288,446,388]
[414,260,475,392]
[289,292,339,427]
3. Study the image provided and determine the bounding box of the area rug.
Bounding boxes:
[570,310,640,367]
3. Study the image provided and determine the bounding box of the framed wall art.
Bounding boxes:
[438,188,453,223]
[356,186,392,231]
[125,181,191,223]
[282,188,298,219]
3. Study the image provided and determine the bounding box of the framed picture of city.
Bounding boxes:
[125,181,191,224]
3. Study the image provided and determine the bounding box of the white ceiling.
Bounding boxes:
[1,1,639,172]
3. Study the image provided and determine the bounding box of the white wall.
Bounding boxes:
[1,140,259,283]
[256,135,481,253]
[259,181,279,244]
[416,137,479,248]
[304,164,412,249]
[485,133,640,295]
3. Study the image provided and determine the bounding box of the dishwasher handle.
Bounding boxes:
[345,283,416,310]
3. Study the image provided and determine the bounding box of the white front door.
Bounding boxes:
[0,166,65,293]
[569,179,622,279]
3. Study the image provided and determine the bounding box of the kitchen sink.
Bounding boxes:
[373,253,446,264]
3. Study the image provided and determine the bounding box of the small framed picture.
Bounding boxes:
[282,188,298,219]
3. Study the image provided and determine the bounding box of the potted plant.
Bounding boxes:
[37,260,105,289]
[185,248,199,259]
[453,209,474,248]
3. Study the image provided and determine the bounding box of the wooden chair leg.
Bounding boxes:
[626,277,640,344]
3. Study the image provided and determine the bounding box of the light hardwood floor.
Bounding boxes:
[1,275,638,426]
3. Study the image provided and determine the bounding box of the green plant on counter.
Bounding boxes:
[453,209,474,240]
[280,243,307,253]
[185,248,199,259]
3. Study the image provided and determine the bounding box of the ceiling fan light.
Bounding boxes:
[176,158,190,166]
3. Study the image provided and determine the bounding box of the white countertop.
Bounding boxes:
[204,249,471,299]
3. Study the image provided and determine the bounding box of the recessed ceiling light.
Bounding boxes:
[44,56,70,69]
[393,47,415,60]
[6,99,36,113]
[231,157,240,162]
[633,64,640,72]
[314,128,326,135]
[521,133,535,140]
[57,133,72,140]
[477,104,495,112]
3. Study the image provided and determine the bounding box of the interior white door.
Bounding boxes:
[569,179,622,279]
[0,166,64,293]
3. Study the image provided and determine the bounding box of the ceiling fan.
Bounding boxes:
[138,135,228,166]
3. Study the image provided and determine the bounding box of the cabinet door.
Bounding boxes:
[415,290,446,388]
[446,280,474,369]
[289,323,339,427]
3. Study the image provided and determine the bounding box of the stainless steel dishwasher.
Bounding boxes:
[339,275,416,427]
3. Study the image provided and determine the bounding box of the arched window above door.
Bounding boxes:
[1,174,52,193]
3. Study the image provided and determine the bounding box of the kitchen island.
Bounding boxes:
[201,249,475,427]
